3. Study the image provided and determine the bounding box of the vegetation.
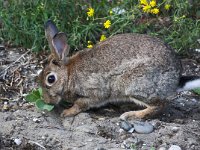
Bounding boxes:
[0,0,199,53]
[25,88,54,111]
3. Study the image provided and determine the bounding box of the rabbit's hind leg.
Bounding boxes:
[119,97,163,120]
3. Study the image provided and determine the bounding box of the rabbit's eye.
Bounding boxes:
[48,75,55,83]
[45,72,57,86]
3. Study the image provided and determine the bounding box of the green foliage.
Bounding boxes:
[193,88,200,95]
[35,99,54,111]
[0,0,199,54]
[25,88,54,111]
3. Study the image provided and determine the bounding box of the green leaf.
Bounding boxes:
[25,94,37,102]
[196,10,200,18]
[25,89,41,102]
[38,87,43,96]
[35,99,54,111]
[193,88,200,95]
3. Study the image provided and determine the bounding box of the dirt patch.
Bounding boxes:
[0,47,200,150]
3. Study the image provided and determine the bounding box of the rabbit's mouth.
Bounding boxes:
[51,94,63,105]
[42,88,62,105]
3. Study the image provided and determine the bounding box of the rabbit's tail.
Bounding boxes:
[177,76,200,92]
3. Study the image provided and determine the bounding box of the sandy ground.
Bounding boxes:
[0,47,200,150]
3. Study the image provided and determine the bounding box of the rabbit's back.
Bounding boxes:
[73,33,181,103]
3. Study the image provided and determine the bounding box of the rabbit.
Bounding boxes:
[38,20,200,120]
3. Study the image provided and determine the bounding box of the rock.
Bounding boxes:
[171,127,179,133]
[159,143,168,150]
[159,147,167,150]
[41,136,46,140]
[119,128,125,133]
[128,128,135,133]
[3,101,9,111]
[33,117,40,123]
[14,138,22,145]
[119,121,133,132]
[133,121,154,134]
[98,117,106,121]
[168,145,182,150]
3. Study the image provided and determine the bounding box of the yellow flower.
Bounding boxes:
[140,0,148,6]
[87,41,93,48]
[87,44,93,48]
[150,0,156,7]
[164,4,171,10]
[143,5,151,13]
[100,35,106,42]
[151,8,159,14]
[104,20,111,29]
[87,7,94,17]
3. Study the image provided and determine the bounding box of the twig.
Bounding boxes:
[28,140,46,150]
[0,49,31,78]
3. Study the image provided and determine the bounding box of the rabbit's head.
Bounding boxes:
[38,20,70,105]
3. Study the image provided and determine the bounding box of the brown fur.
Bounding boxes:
[39,20,181,120]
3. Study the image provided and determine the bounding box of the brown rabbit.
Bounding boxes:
[38,20,200,120]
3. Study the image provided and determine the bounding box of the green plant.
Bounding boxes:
[25,88,54,111]
[130,143,137,150]
[0,0,199,54]
[193,88,200,95]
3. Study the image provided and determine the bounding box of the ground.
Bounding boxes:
[0,47,200,150]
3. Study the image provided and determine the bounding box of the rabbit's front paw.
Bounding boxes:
[60,104,81,117]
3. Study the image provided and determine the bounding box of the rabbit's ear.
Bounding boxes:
[45,20,59,51]
[52,32,69,63]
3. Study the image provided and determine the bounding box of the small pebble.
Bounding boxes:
[172,127,179,133]
[119,121,133,131]
[14,138,22,145]
[98,117,106,121]
[33,118,40,123]
[3,101,9,111]
[191,98,197,103]
[119,128,125,133]
[159,147,167,150]
[128,128,135,133]
[133,121,154,134]
[168,145,182,150]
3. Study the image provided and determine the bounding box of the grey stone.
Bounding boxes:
[159,147,167,150]
[168,145,182,150]
[133,121,154,134]
[171,127,179,133]
[119,121,133,131]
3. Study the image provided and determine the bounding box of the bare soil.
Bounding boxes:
[0,47,200,150]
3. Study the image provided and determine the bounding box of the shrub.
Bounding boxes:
[0,0,199,54]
